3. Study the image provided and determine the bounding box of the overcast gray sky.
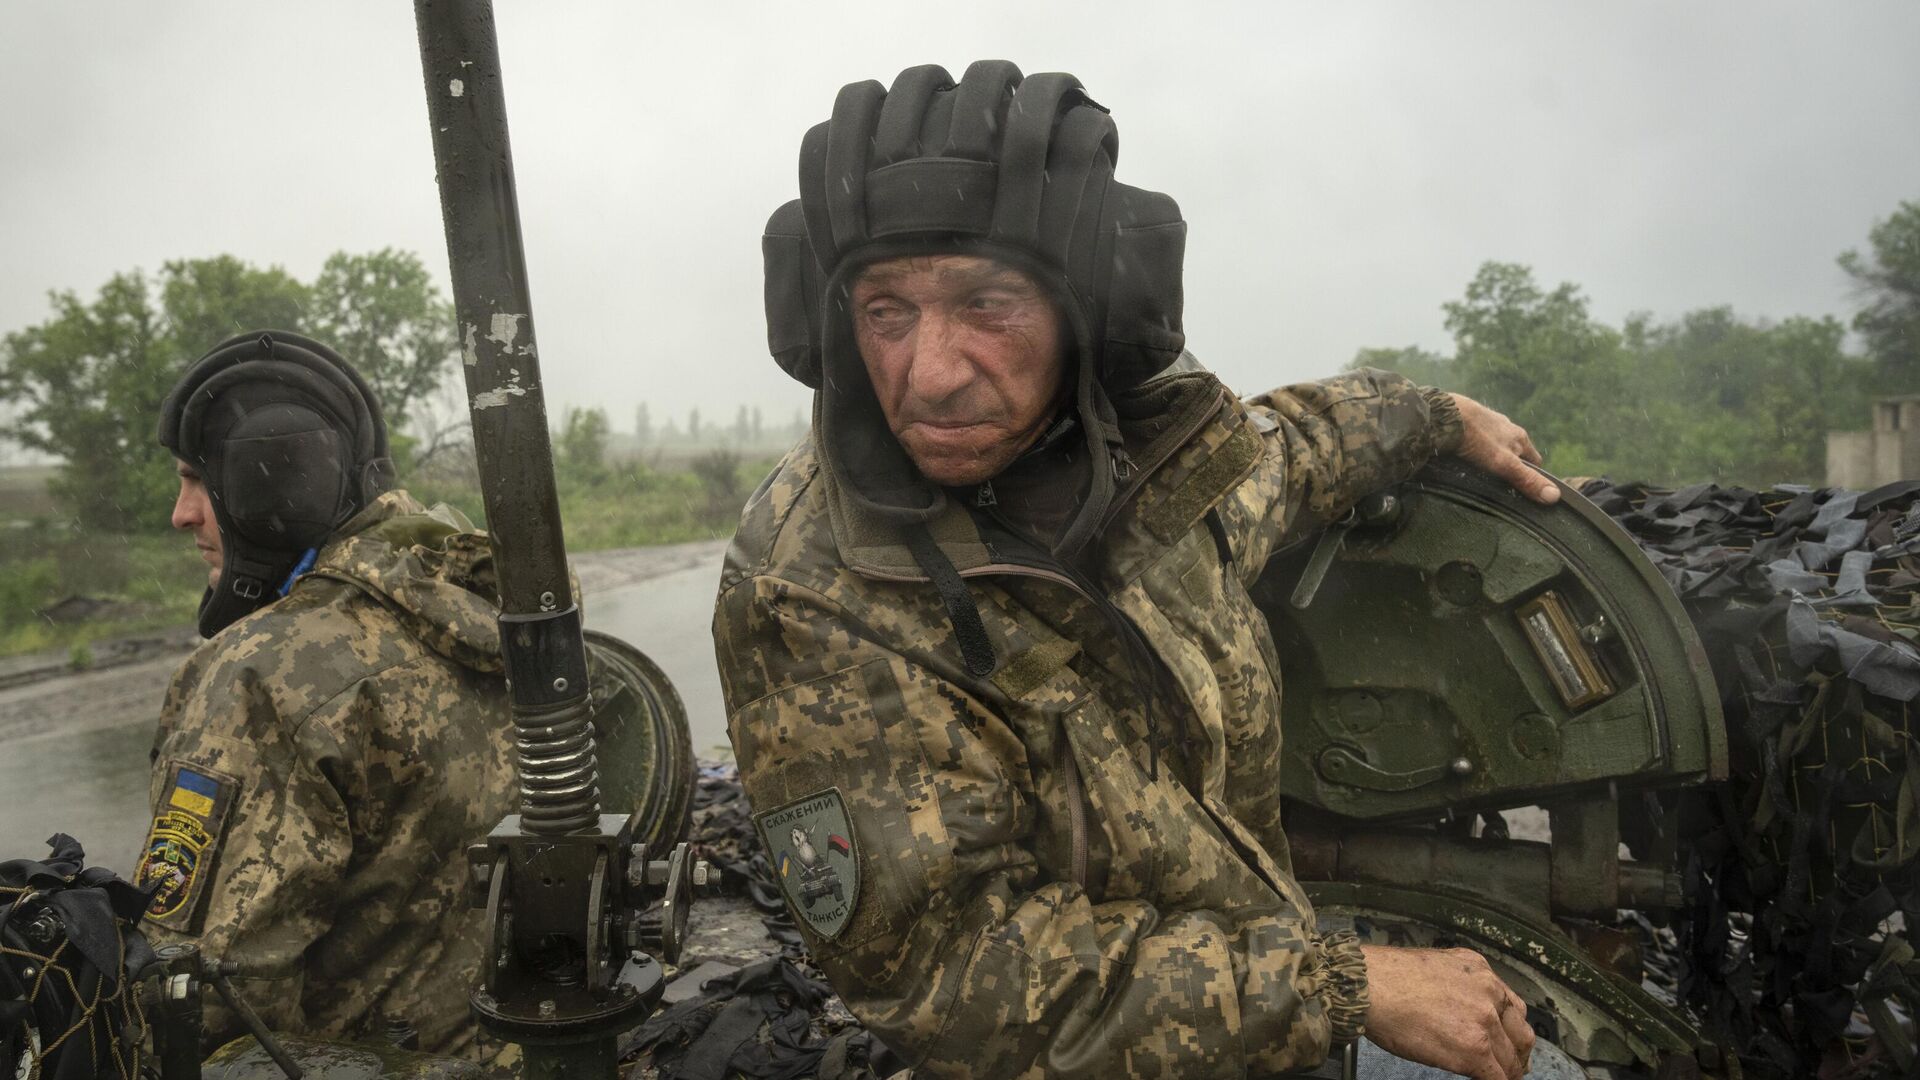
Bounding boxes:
[4,2,1916,442]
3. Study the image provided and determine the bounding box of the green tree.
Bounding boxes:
[1839,199,1920,393]
[1617,308,1765,482]
[1345,345,1453,388]
[556,406,611,487]
[159,255,308,349]
[1752,315,1869,481]
[1350,262,1875,488]
[308,248,458,429]
[0,251,456,531]
[690,447,743,525]
[0,258,306,530]
[1621,309,1868,484]
[1440,262,1628,475]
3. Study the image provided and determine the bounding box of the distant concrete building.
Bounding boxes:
[1829,395,1920,488]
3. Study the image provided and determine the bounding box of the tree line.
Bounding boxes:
[1351,200,1919,487]
[0,250,455,531]
[628,402,808,448]
[0,250,804,535]
[4,199,1915,532]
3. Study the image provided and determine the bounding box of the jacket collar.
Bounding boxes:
[822,352,1255,585]
[304,490,504,672]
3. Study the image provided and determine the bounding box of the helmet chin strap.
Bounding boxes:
[197,547,301,638]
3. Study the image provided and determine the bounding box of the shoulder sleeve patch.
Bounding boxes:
[754,788,860,941]
[137,761,240,932]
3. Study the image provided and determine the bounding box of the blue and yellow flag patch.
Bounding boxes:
[167,767,222,816]
[137,762,239,932]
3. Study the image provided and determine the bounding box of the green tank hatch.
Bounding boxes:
[1255,458,1725,822]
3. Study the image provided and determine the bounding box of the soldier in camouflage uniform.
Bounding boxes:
[137,331,516,1058]
[716,64,1562,1079]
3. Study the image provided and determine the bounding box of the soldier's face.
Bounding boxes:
[851,255,1066,487]
[171,458,223,588]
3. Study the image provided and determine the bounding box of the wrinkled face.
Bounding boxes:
[171,458,222,588]
[850,255,1067,487]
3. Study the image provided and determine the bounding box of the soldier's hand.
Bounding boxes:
[1357,944,1535,1080]
[1448,393,1560,506]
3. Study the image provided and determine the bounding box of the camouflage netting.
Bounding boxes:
[1583,478,1920,1078]
[1,835,156,1080]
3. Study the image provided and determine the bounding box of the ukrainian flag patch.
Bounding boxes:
[167,768,221,816]
[137,762,239,932]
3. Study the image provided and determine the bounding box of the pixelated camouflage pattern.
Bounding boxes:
[143,490,515,1060]
[715,366,1448,1077]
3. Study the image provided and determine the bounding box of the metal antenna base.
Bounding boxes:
[464,815,704,1078]
[469,961,659,1080]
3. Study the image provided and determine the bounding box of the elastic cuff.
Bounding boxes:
[1319,929,1371,1045]
[1419,387,1465,455]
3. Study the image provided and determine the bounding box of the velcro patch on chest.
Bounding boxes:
[136,761,239,932]
[754,788,860,940]
[1141,421,1263,544]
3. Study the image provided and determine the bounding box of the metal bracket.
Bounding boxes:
[1316,746,1465,792]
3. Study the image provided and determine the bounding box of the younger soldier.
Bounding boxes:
[138,330,515,1058]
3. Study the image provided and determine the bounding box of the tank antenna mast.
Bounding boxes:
[414,4,695,1074]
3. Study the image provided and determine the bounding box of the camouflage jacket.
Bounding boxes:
[139,490,515,1058]
[715,364,1462,1078]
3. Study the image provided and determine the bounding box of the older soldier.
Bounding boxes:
[715,63,1562,1080]
[138,330,515,1058]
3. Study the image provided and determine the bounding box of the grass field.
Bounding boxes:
[0,455,774,660]
[0,465,58,519]
[0,524,205,658]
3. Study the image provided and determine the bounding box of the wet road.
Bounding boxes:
[0,542,732,878]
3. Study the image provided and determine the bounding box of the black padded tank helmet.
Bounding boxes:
[158,330,394,637]
[762,61,1189,559]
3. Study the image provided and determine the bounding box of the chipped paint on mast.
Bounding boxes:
[414,0,601,835]
[414,9,678,1074]
[414,1,570,629]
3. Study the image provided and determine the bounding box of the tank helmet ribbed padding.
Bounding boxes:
[158,330,393,636]
[764,61,1187,393]
[762,62,1190,559]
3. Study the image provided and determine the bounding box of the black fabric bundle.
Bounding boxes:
[621,958,903,1080]
[625,763,903,1079]
[688,762,804,949]
[0,834,158,1080]
[1581,477,1920,1077]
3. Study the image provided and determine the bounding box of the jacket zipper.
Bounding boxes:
[1097,386,1233,534]
[1058,733,1090,890]
[848,383,1239,900]
[857,560,1089,595]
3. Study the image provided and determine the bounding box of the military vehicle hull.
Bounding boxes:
[1261,460,1730,1076]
